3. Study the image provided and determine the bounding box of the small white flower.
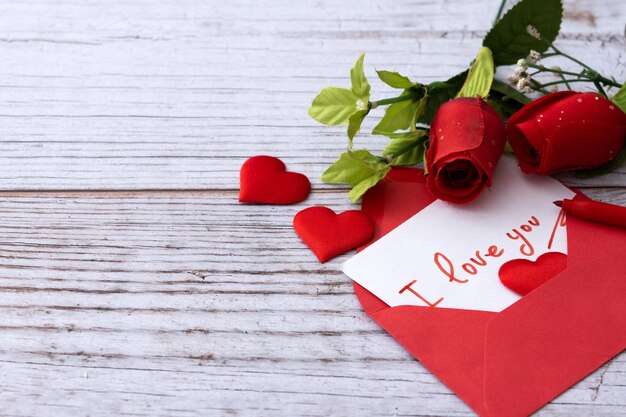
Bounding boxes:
[517,78,529,91]
[514,66,526,74]
[508,64,531,86]
[508,73,520,83]
[509,58,532,85]
[526,25,541,40]
[356,99,368,111]
[527,50,541,64]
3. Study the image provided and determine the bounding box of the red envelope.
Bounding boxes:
[354,168,626,417]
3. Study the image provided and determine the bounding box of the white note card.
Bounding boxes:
[342,157,575,312]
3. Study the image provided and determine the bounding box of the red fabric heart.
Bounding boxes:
[239,156,311,204]
[498,252,567,296]
[293,206,374,263]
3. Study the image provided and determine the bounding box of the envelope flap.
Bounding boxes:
[372,302,495,416]
[483,214,626,417]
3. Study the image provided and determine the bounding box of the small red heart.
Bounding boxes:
[498,252,567,296]
[293,206,375,263]
[239,156,311,204]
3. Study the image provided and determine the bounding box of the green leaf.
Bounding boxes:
[321,150,390,202]
[382,131,427,166]
[483,0,563,65]
[487,97,521,121]
[385,131,421,140]
[418,90,451,126]
[348,168,391,202]
[347,110,369,146]
[376,70,414,89]
[490,79,532,105]
[308,87,359,125]
[610,82,626,113]
[373,86,427,135]
[373,100,419,135]
[418,74,465,125]
[488,79,530,120]
[350,54,371,98]
[457,47,494,99]
[410,93,428,131]
[321,150,386,186]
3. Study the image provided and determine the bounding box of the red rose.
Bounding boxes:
[426,97,506,204]
[507,91,626,174]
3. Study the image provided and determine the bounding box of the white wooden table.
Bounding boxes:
[0,1,624,415]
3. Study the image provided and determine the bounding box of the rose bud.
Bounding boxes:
[507,91,626,174]
[426,97,506,204]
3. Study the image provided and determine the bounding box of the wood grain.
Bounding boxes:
[0,0,624,416]
[0,191,624,417]
[0,0,624,190]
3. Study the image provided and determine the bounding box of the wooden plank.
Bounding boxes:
[0,0,623,190]
[1,1,624,416]
[0,190,624,416]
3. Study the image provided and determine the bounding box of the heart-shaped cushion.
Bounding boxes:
[293,206,374,263]
[239,155,311,204]
[498,252,568,296]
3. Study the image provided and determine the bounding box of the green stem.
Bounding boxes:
[493,0,507,25]
[530,62,620,90]
[372,93,418,108]
[542,42,621,88]
[593,81,608,98]
[559,75,572,90]
[528,78,551,94]
[594,74,621,88]
[549,44,593,72]
[527,64,588,79]
[535,78,598,88]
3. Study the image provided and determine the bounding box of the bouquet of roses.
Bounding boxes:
[308,0,626,204]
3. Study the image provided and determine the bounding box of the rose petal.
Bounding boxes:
[508,91,626,174]
[507,119,546,173]
[432,157,487,203]
[426,98,506,204]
